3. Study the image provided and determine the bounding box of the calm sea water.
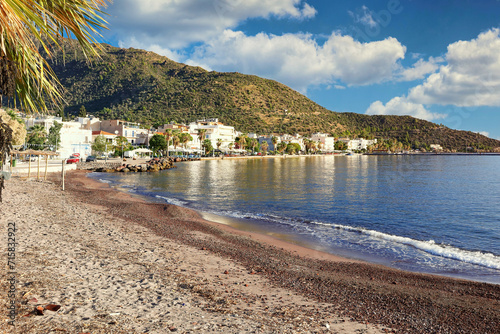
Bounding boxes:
[90,155,500,284]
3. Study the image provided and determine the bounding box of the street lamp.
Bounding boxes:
[114,130,121,159]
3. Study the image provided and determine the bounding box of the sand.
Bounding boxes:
[0,170,499,333]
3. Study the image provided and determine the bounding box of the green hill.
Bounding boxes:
[41,39,500,152]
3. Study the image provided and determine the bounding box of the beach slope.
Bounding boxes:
[1,171,499,333]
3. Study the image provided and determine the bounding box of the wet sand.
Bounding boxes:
[1,170,499,333]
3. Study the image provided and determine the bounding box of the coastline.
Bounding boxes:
[1,171,499,333]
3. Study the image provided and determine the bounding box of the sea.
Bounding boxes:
[89,155,500,284]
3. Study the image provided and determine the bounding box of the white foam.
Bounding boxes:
[312,222,500,270]
[154,195,188,207]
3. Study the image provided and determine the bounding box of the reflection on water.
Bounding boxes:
[91,155,500,283]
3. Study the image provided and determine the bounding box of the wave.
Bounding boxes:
[155,195,189,207]
[310,221,500,270]
[97,175,500,272]
[197,209,500,270]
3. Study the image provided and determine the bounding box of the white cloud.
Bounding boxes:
[186,30,406,92]
[397,56,443,81]
[301,3,317,18]
[118,37,184,63]
[349,6,377,28]
[366,96,446,121]
[107,0,316,49]
[408,28,500,107]
[478,131,490,137]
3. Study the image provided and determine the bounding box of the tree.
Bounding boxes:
[249,138,259,152]
[335,141,347,151]
[286,143,301,155]
[271,136,278,150]
[261,141,269,154]
[114,136,130,157]
[303,139,312,154]
[172,134,180,150]
[216,138,222,151]
[79,105,87,117]
[238,134,248,151]
[91,135,107,156]
[0,0,109,202]
[47,121,63,151]
[196,129,207,151]
[179,133,193,149]
[0,116,13,202]
[0,0,109,113]
[202,139,213,155]
[26,124,46,147]
[276,142,287,154]
[164,129,173,157]
[149,134,166,155]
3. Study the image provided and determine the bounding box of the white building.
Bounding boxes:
[59,121,92,159]
[347,138,377,151]
[99,120,149,145]
[311,133,335,151]
[25,115,92,159]
[188,118,238,151]
[25,115,62,134]
[77,116,102,131]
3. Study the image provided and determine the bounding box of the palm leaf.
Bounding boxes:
[0,0,110,112]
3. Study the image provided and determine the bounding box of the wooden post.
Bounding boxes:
[62,159,65,191]
[28,155,31,178]
[44,154,48,180]
[37,155,40,180]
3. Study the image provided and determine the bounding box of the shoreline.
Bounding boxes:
[2,171,499,333]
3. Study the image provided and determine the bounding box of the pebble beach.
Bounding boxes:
[1,170,499,333]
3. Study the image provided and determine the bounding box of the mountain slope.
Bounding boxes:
[44,39,500,151]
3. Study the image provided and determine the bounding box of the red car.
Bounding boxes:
[66,155,80,164]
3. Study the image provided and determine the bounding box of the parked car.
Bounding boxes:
[86,155,96,162]
[66,156,80,164]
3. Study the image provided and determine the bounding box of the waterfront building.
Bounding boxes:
[99,120,149,145]
[346,138,377,151]
[311,133,335,151]
[188,118,238,152]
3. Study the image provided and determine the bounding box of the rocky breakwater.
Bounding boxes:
[93,157,199,173]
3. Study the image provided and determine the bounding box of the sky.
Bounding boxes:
[101,0,500,140]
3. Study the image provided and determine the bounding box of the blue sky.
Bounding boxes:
[101,0,500,139]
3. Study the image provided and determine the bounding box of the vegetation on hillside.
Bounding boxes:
[21,39,500,152]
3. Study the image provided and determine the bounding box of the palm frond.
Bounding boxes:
[0,0,110,112]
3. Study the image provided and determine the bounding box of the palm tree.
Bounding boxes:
[271,136,278,152]
[261,141,269,155]
[197,129,207,151]
[238,134,248,151]
[164,129,173,157]
[180,133,193,149]
[0,0,108,203]
[27,124,46,147]
[172,134,180,152]
[250,138,258,153]
[277,142,287,154]
[303,139,311,154]
[0,0,109,112]
[216,138,222,151]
